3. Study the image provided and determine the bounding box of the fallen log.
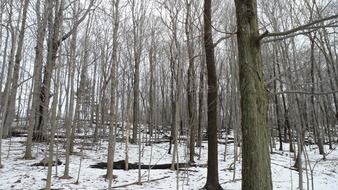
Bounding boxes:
[31,157,62,167]
[90,160,206,170]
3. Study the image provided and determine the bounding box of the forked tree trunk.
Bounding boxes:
[131,0,145,144]
[25,0,49,160]
[62,1,77,178]
[2,0,18,138]
[3,0,30,138]
[45,18,63,187]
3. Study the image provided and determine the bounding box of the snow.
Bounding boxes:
[0,137,338,190]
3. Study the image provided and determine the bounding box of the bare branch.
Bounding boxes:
[271,89,338,96]
[213,35,233,47]
[60,0,95,42]
[260,14,338,39]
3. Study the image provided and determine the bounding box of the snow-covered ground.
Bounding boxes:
[0,136,337,190]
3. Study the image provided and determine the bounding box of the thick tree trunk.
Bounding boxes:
[34,0,64,141]
[234,0,272,189]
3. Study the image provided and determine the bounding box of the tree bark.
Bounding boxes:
[234,0,272,189]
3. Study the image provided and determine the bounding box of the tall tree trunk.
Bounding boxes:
[1,0,18,138]
[91,52,98,142]
[185,0,196,164]
[3,0,30,138]
[168,51,176,154]
[309,36,325,155]
[45,24,63,188]
[34,0,65,141]
[277,58,294,152]
[25,0,49,159]
[61,1,77,179]
[34,0,93,141]
[130,0,144,144]
[203,0,222,189]
[197,53,205,148]
[234,0,272,189]
[148,30,155,138]
[107,0,120,188]
[0,20,10,114]
[0,3,3,93]
[273,46,283,151]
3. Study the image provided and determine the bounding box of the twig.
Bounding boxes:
[111,176,170,189]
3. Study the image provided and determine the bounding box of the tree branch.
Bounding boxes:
[271,89,338,96]
[260,14,338,39]
[213,35,233,47]
[60,0,95,42]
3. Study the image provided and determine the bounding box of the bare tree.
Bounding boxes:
[130,0,147,144]
[61,0,78,179]
[25,0,49,159]
[185,0,197,164]
[107,0,120,189]
[2,0,30,138]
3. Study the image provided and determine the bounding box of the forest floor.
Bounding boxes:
[0,136,338,190]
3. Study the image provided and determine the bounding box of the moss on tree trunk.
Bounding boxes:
[234,0,273,189]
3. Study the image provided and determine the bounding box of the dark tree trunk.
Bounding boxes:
[277,60,294,152]
[203,0,222,189]
[273,53,283,151]
[197,60,205,147]
[309,36,325,155]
